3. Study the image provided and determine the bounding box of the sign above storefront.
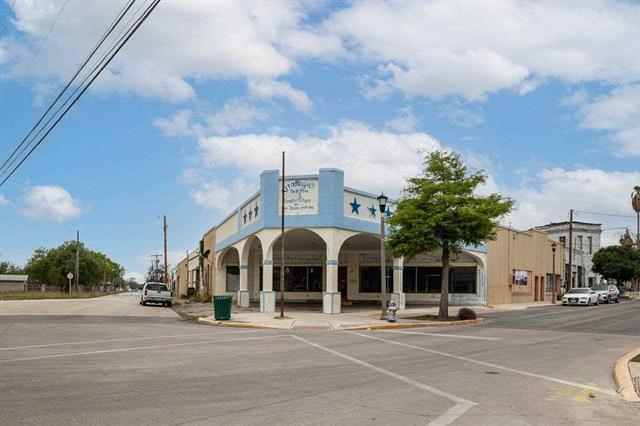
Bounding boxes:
[279,179,318,215]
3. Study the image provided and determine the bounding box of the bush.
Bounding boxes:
[457,307,477,320]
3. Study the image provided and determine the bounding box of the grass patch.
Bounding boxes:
[631,354,640,363]
[405,314,464,322]
[0,291,117,300]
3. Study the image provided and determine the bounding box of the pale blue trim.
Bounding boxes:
[393,265,404,270]
[326,259,339,265]
[239,264,248,270]
[262,259,273,265]
[344,186,398,203]
[213,167,490,254]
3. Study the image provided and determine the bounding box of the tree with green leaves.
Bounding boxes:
[387,150,514,319]
[0,261,24,274]
[592,245,639,285]
[24,242,124,292]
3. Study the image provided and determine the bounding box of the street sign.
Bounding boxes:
[67,272,74,280]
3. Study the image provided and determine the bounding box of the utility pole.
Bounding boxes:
[75,230,80,292]
[163,215,168,285]
[568,209,573,290]
[279,151,286,319]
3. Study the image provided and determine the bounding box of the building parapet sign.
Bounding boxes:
[279,179,318,215]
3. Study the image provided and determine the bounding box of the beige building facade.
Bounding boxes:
[487,226,564,305]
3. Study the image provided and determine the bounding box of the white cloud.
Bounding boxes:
[323,1,640,100]
[3,1,306,101]
[577,85,640,155]
[154,100,268,138]
[386,107,417,133]
[5,1,640,106]
[560,89,589,107]
[248,78,312,112]
[197,120,442,196]
[153,109,198,138]
[207,100,268,136]
[439,101,485,128]
[124,272,144,284]
[0,194,8,206]
[190,178,254,213]
[20,185,85,222]
[503,168,639,246]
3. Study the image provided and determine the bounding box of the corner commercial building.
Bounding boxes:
[178,167,564,313]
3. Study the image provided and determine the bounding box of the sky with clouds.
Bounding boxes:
[0,0,639,280]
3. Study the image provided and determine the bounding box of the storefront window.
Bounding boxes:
[359,267,393,293]
[226,266,239,292]
[449,267,476,293]
[272,266,323,292]
[400,266,476,294]
[403,267,416,293]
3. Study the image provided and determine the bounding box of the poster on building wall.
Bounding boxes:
[279,179,318,215]
[513,270,528,285]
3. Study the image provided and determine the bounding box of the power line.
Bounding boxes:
[20,0,70,79]
[0,0,161,186]
[0,0,137,176]
[574,210,636,219]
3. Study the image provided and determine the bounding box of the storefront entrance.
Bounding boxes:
[338,266,348,303]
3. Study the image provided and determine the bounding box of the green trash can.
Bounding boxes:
[213,295,233,321]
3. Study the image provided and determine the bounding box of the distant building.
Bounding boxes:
[0,274,29,292]
[534,221,602,287]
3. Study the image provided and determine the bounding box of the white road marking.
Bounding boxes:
[291,335,476,426]
[381,330,501,341]
[350,332,617,396]
[0,335,284,364]
[0,330,258,351]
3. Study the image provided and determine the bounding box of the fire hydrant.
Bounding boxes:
[386,300,398,322]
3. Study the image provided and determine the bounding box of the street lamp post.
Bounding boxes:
[551,242,557,304]
[377,192,388,320]
[632,186,640,297]
[632,186,640,249]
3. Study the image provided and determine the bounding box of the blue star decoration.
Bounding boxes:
[254,203,259,217]
[385,208,393,217]
[368,205,376,218]
[248,209,253,220]
[350,197,361,214]
[243,211,247,224]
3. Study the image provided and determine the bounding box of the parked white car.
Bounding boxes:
[591,284,620,304]
[562,288,599,306]
[140,282,172,307]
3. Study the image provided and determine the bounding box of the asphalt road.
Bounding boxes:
[1,295,639,425]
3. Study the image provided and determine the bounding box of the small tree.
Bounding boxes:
[592,245,638,285]
[387,151,513,319]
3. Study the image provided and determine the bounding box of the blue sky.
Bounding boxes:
[1,0,639,281]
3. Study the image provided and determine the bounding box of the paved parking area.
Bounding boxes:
[0,300,639,425]
[0,292,178,317]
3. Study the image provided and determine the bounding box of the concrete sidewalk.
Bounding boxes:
[197,301,554,330]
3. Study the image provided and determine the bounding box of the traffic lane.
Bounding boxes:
[0,315,202,353]
[0,330,462,426]
[365,325,640,394]
[482,300,640,335]
[329,329,639,425]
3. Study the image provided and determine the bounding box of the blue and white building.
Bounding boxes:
[212,168,487,314]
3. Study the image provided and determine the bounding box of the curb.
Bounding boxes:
[197,316,484,330]
[612,347,640,403]
[197,317,277,329]
[342,318,485,330]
